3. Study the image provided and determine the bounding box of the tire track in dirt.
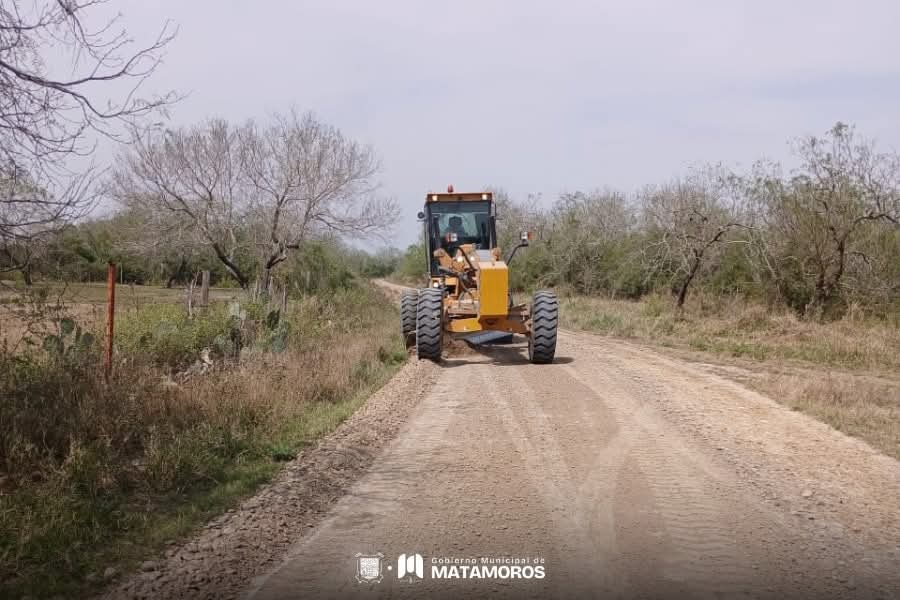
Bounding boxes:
[564,330,900,597]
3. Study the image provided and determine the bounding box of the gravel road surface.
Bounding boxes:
[108,285,900,600]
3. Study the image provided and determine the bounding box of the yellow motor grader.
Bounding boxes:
[401,188,558,363]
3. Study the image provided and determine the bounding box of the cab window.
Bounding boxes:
[429,201,492,249]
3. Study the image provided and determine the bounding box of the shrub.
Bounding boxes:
[116,303,234,368]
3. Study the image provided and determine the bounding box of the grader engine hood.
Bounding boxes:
[475,254,509,318]
[435,245,509,320]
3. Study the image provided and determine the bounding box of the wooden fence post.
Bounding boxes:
[105,262,116,379]
[200,270,210,307]
[186,274,196,318]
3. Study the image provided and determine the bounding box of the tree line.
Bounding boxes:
[487,123,899,320]
[2,4,896,321]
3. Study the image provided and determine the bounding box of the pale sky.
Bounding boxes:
[104,0,900,247]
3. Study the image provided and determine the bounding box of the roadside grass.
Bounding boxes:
[0,284,406,599]
[560,292,900,461]
[560,293,900,374]
[755,374,900,461]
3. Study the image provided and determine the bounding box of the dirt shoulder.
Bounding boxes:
[558,294,900,462]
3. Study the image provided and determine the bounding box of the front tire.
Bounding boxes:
[400,289,419,348]
[416,287,444,361]
[529,290,558,364]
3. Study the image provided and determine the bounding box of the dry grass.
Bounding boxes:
[561,293,900,373]
[561,292,900,461]
[756,374,900,461]
[0,285,405,598]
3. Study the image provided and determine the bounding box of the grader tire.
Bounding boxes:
[529,290,558,364]
[400,289,419,348]
[416,287,444,361]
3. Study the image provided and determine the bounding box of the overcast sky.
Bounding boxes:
[109,0,900,247]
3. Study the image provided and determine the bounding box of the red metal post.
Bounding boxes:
[105,262,116,378]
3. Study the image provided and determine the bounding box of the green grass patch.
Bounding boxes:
[116,302,234,368]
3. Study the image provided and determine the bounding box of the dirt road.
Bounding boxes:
[244,314,900,598]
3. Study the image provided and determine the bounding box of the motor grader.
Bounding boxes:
[400,188,558,363]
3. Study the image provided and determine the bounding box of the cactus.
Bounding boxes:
[42,317,95,362]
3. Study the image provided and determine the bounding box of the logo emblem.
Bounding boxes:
[355,552,384,583]
[397,553,424,581]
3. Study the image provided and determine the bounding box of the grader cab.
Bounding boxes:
[400,188,558,363]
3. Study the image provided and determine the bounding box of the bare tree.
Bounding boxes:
[112,112,398,291]
[750,124,900,318]
[0,0,177,174]
[0,165,97,282]
[792,124,899,315]
[112,119,253,287]
[642,166,748,310]
[0,0,176,285]
[242,110,397,290]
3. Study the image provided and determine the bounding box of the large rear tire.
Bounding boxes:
[400,289,419,348]
[529,290,558,364]
[416,287,443,361]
